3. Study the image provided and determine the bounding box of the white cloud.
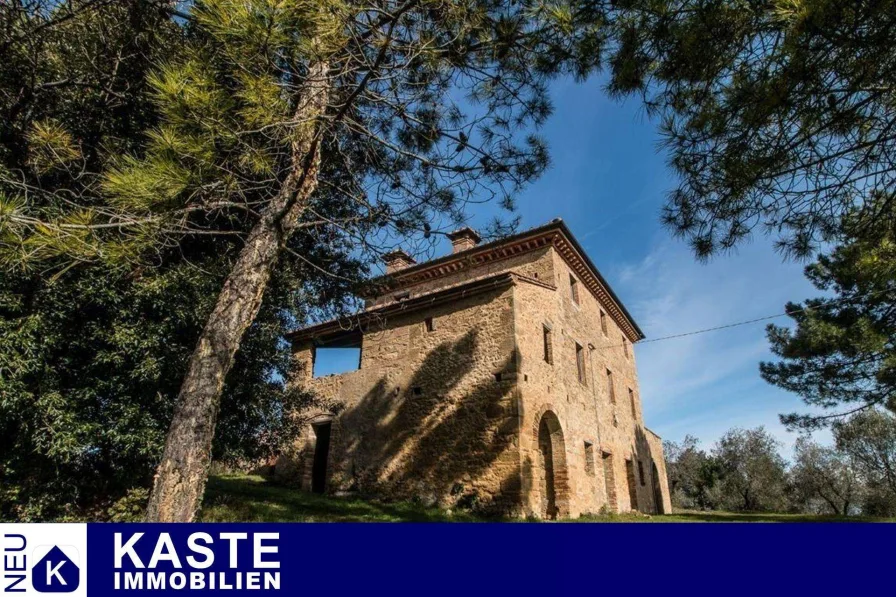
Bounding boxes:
[608,236,828,456]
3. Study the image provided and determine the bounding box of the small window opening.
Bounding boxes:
[542,325,553,364]
[424,317,435,332]
[569,274,580,305]
[623,336,629,359]
[600,310,608,335]
[576,342,587,385]
[638,460,646,486]
[312,341,362,378]
[413,386,423,396]
[584,442,595,476]
[494,372,503,382]
[606,369,615,404]
[629,388,637,418]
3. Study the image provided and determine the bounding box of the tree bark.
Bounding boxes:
[145,61,330,522]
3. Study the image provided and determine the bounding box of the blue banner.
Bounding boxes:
[2,523,892,596]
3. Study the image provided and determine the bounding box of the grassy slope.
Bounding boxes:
[200,474,893,523]
[576,511,894,523]
[200,474,485,522]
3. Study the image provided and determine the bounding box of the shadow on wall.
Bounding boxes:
[632,425,664,515]
[293,327,523,516]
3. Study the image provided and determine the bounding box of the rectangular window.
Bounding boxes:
[623,337,629,359]
[424,317,435,332]
[584,442,595,476]
[569,274,580,305]
[313,346,362,378]
[629,388,637,418]
[600,309,608,336]
[638,460,646,486]
[576,342,587,384]
[542,325,553,364]
[606,369,615,404]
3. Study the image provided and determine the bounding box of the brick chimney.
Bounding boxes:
[383,249,416,274]
[446,227,481,254]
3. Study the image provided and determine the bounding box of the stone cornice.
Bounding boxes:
[378,220,645,341]
[550,229,645,342]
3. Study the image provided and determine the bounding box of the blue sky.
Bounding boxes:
[316,74,829,458]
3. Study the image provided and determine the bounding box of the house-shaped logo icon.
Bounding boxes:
[31,546,80,593]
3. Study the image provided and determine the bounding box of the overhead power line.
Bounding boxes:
[636,313,788,345]
[629,286,894,348]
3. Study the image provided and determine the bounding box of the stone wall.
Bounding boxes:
[646,428,673,514]
[286,286,523,515]
[285,238,672,518]
[511,248,665,517]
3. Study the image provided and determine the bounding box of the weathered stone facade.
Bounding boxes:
[284,220,672,518]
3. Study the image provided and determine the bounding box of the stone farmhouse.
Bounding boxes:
[283,219,672,518]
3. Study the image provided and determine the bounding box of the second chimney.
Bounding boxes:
[446,227,481,254]
[383,249,416,274]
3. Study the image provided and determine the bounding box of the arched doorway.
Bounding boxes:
[536,411,569,519]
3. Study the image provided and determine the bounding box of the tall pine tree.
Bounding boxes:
[0,0,366,520]
[761,202,896,429]
[2,1,605,520]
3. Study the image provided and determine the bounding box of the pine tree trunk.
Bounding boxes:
[145,61,330,522]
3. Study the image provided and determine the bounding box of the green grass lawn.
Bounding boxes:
[200,474,485,522]
[200,474,893,522]
[576,511,894,523]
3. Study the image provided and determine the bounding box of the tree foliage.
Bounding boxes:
[0,1,365,521]
[602,0,896,259]
[664,427,788,513]
[662,435,720,510]
[2,0,604,266]
[3,0,612,521]
[834,409,896,515]
[761,206,896,429]
[789,436,860,515]
[663,417,896,516]
[713,426,788,512]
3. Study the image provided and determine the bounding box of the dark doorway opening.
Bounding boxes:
[311,422,332,494]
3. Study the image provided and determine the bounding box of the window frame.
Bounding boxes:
[606,368,616,404]
[575,342,587,385]
[584,441,595,476]
[569,273,580,305]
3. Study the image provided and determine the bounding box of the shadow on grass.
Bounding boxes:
[200,474,491,522]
